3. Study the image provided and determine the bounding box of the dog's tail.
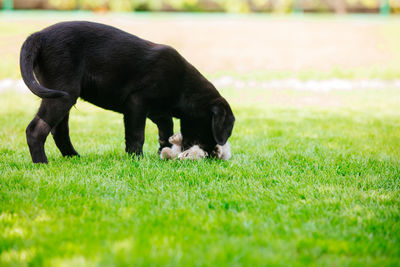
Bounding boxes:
[20,32,69,99]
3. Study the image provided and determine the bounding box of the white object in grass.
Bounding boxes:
[160,133,231,160]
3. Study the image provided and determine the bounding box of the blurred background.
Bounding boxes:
[1,0,400,13]
[1,1,400,106]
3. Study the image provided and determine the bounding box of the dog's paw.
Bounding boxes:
[169,133,183,145]
[160,147,175,160]
[178,145,208,160]
[211,142,231,160]
[212,145,223,158]
[220,142,231,160]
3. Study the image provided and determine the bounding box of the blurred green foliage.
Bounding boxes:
[2,0,400,13]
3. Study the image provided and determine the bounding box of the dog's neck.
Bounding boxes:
[175,64,221,118]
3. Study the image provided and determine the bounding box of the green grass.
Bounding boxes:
[1,87,399,266]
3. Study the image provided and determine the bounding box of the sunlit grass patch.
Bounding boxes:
[1,87,399,266]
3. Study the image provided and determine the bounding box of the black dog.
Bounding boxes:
[20,21,235,163]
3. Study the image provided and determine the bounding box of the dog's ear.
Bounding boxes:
[211,104,235,145]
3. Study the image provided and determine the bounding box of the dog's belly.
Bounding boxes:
[80,88,127,112]
[80,94,119,112]
[79,73,133,112]
[79,85,174,115]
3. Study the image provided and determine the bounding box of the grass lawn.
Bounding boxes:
[1,11,400,266]
[1,84,399,266]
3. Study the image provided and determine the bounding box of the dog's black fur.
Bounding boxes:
[20,21,235,163]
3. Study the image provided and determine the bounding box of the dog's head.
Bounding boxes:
[181,97,235,154]
[210,98,235,146]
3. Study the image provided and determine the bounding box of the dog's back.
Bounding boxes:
[22,21,185,111]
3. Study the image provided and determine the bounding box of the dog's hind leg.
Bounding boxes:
[26,96,77,163]
[26,115,51,163]
[149,115,174,153]
[123,94,148,156]
[51,112,79,157]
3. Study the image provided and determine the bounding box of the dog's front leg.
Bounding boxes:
[148,114,174,153]
[123,94,148,156]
